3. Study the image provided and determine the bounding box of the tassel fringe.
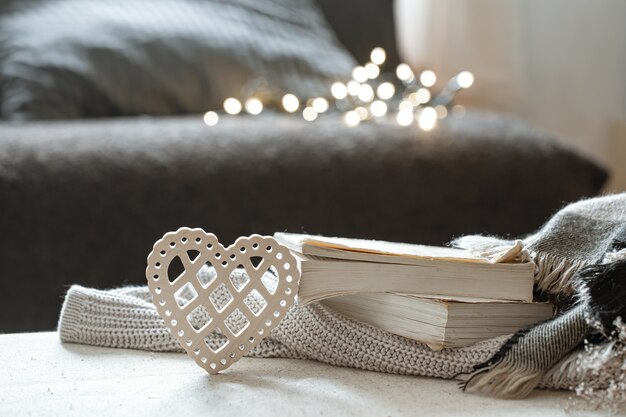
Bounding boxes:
[461,360,544,399]
[461,339,622,397]
[533,252,589,296]
[539,349,583,390]
[452,234,591,297]
[453,234,626,400]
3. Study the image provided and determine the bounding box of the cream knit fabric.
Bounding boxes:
[59,284,508,378]
[59,282,603,390]
[58,194,626,399]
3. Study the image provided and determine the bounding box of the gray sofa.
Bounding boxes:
[0,112,607,332]
[0,1,608,332]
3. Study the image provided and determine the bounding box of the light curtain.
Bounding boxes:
[395,0,626,191]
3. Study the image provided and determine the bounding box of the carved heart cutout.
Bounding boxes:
[146,228,299,374]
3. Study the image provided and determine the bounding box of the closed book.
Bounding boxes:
[322,293,553,350]
[274,233,534,304]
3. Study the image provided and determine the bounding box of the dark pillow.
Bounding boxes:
[0,0,356,120]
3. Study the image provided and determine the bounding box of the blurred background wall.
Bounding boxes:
[395,0,626,192]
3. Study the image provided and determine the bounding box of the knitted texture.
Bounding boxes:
[58,284,615,389]
[58,193,626,398]
[59,285,507,379]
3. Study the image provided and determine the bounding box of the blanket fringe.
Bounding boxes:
[452,235,591,296]
[461,360,544,399]
[461,342,624,397]
[457,324,539,398]
[538,341,618,390]
[541,339,626,413]
[532,251,589,296]
[539,348,583,390]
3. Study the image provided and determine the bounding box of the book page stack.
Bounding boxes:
[274,233,552,350]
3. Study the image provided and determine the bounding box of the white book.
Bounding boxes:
[322,293,553,350]
[274,233,535,304]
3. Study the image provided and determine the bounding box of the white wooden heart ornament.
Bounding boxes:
[146,228,300,374]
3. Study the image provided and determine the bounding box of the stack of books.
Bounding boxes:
[274,233,552,350]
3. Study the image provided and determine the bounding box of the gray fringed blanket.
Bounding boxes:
[58,193,626,402]
[454,193,626,400]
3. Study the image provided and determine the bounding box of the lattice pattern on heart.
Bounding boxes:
[146,228,299,373]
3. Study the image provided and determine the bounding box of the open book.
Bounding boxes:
[322,293,553,350]
[274,233,535,304]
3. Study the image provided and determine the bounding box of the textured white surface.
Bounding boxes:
[0,332,606,417]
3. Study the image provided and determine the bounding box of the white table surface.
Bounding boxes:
[0,332,611,417]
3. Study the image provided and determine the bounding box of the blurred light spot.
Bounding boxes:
[352,66,368,83]
[370,47,386,65]
[282,94,299,113]
[331,82,348,99]
[457,71,474,88]
[396,110,414,126]
[396,63,414,82]
[244,97,263,115]
[420,70,437,87]
[344,110,360,127]
[365,62,380,79]
[203,111,219,126]
[312,97,329,113]
[223,98,242,115]
[418,107,438,131]
[376,82,395,100]
[416,88,431,104]
[399,100,413,112]
[357,84,374,102]
[355,106,369,120]
[370,100,387,117]
[303,107,318,121]
[347,80,360,96]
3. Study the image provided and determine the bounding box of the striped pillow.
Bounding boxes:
[0,0,356,120]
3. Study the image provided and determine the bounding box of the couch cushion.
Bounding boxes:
[0,0,355,120]
[0,112,607,331]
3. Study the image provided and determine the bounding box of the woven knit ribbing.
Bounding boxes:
[59,285,506,379]
[59,284,622,390]
[58,285,305,358]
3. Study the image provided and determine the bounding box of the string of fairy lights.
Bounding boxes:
[203,47,474,130]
